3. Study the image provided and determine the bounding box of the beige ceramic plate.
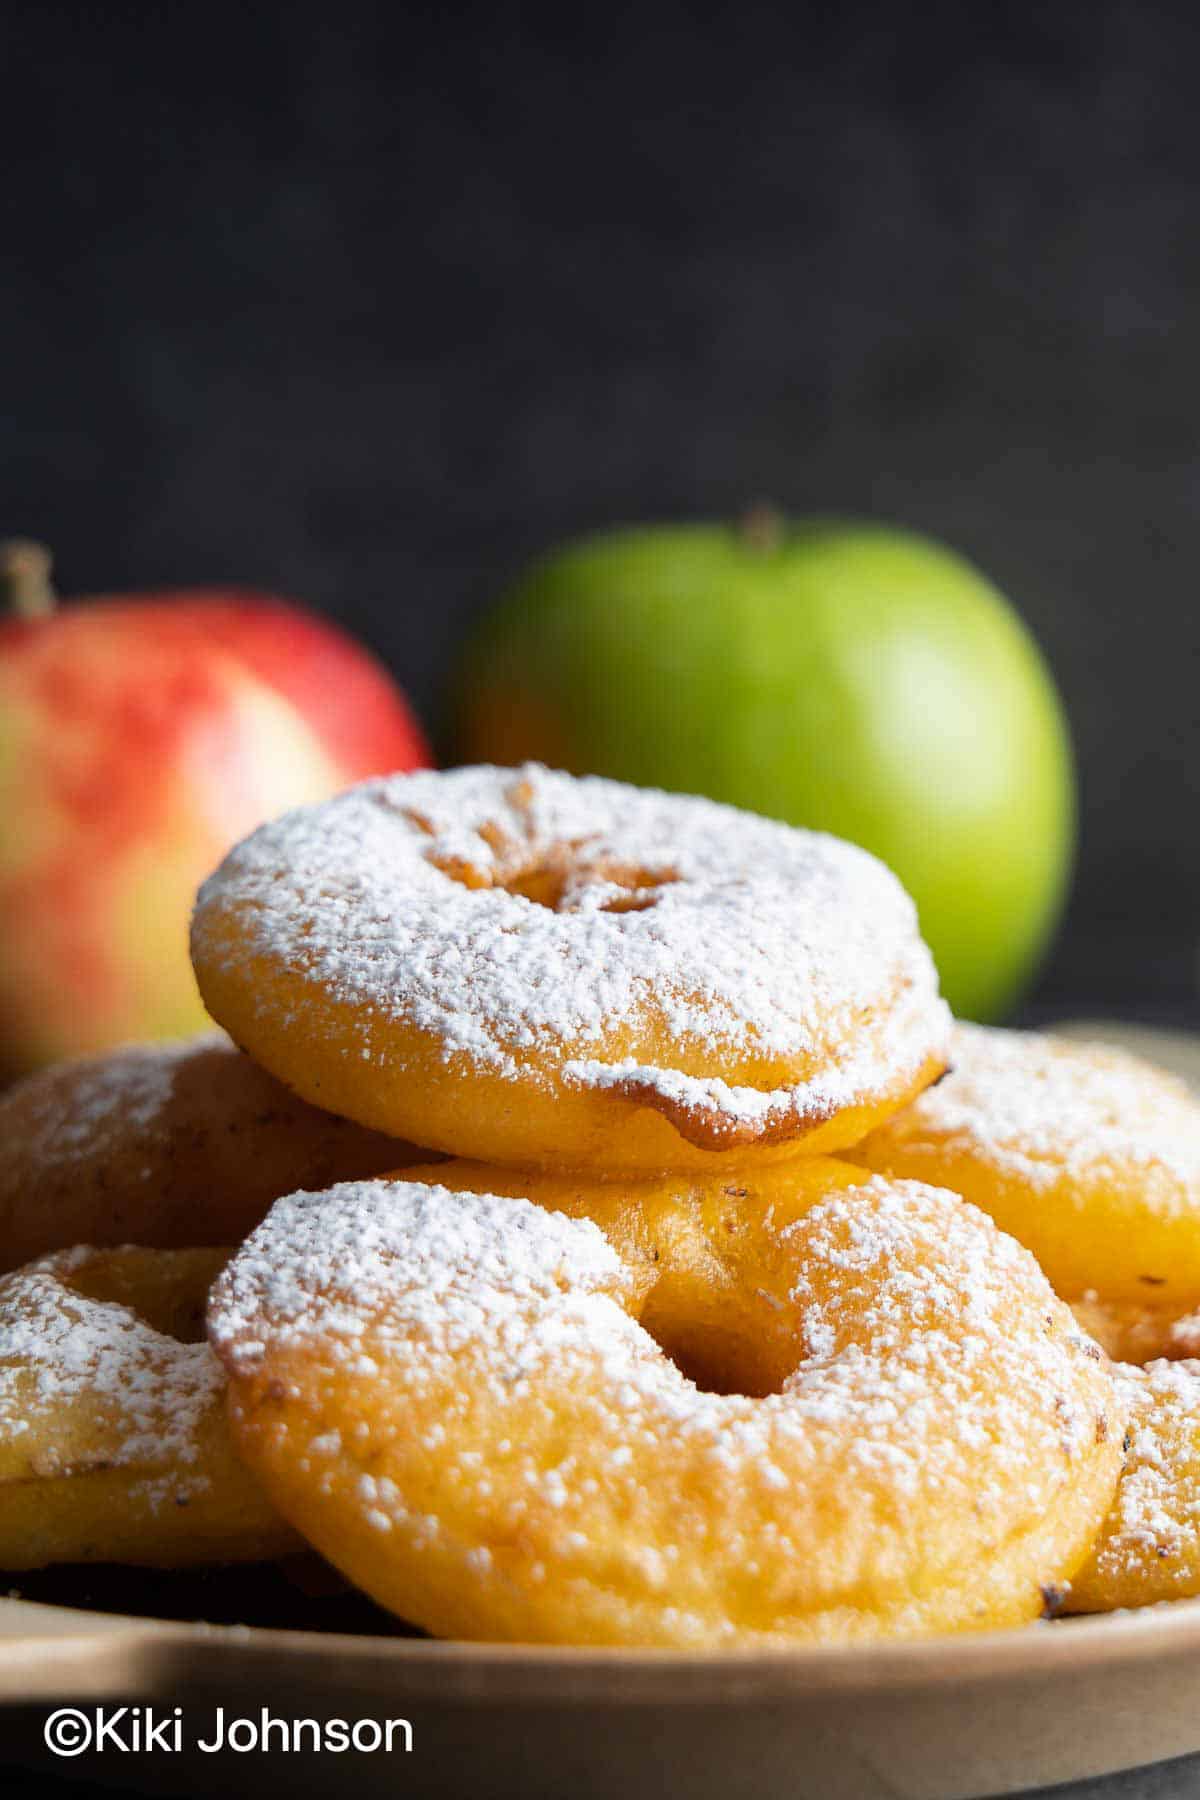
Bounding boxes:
[3,1017,1200,1800]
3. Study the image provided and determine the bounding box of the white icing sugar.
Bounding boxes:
[1084,1361,1200,1583]
[875,1022,1200,1189]
[210,1175,1112,1566]
[10,1032,230,1170]
[213,1180,628,1370]
[193,763,949,1128]
[0,1252,223,1501]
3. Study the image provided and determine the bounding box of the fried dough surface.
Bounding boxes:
[1070,1359,1200,1612]
[1068,1295,1200,1365]
[0,1032,415,1272]
[850,1023,1200,1331]
[0,1245,297,1570]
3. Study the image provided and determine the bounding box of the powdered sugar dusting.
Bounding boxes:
[0,1251,223,1505]
[1081,1360,1200,1591]
[213,1180,630,1372]
[867,1022,1200,1190]
[193,764,949,1129]
[13,1033,230,1172]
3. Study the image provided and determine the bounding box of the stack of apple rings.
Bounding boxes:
[5,763,1200,1642]
[0,1031,417,1571]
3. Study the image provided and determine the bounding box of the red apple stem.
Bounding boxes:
[0,541,56,619]
[740,505,784,552]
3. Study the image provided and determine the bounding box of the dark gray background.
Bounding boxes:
[3,0,1198,1023]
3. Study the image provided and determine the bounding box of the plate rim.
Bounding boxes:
[7,1591,1200,1704]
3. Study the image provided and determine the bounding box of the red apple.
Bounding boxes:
[0,542,430,1077]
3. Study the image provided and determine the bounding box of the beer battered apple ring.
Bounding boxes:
[1070,1359,1200,1613]
[191,764,951,1172]
[849,1023,1200,1352]
[0,1246,298,1570]
[0,1032,414,1274]
[209,1163,1121,1647]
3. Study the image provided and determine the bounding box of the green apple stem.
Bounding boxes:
[0,541,56,619]
[740,505,784,552]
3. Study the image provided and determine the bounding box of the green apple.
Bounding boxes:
[454,516,1075,1020]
